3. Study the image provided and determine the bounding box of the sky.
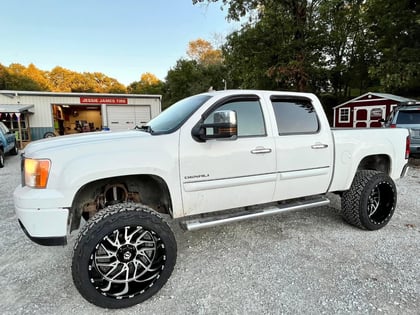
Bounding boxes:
[0,0,240,85]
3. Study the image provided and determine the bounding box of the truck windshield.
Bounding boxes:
[145,94,212,134]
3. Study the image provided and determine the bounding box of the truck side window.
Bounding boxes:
[271,98,319,135]
[205,100,266,137]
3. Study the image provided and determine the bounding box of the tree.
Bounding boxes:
[187,39,223,66]
[162,38,226,108]
[24,63,51,90]
[318,0,373,97]
[364,0,420,95]
[84,72,126,94]
[163,59,226,108]
[127,72,164,95]
[214,1,326,91]
[2,63,48,91]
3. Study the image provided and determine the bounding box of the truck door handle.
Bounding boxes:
[311,143,329,149]
[251,147,272,154]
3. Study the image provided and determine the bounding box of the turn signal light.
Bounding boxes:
[24,159,51,188]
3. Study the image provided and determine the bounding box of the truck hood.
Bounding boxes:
[23,130,150,156]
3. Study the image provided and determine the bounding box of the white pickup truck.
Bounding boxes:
[14,90,410,309]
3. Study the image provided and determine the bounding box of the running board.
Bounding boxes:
[181,196,330,231]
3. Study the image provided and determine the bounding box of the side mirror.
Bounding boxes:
[192,110,238,141]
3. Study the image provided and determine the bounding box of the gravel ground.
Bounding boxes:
[0,153,419,315]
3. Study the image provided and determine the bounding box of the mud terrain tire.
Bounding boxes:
[341,170,397,230]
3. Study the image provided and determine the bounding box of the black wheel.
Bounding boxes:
[0,149,4,168]
[341,170,397,230]
[71,203,177,309]
[43,131,56,138]
[10,142,18,155]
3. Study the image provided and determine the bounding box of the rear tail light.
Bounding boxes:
[405,136,410,159]
[390,124,397,128]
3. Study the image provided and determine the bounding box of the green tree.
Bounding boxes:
[364,0,420,95]
[128,72,164,95]
[163,59,226,108]
[215,1,326,91]
[163,38,226,108]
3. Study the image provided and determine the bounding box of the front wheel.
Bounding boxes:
[0,149,4,168]
[341,170,397,230]
[71,203,177,309]
[10,142,18,155]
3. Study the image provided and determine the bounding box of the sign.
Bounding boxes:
[80,97,128,105]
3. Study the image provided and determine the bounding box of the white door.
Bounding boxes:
[179,96,277,216]
[107,105,151,131]
[270,97,334,200]
[353,106,386,128]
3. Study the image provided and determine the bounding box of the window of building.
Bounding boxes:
[271,97,319,135]
[339,108,350,123]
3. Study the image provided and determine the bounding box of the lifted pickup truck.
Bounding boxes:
[14,90,409,309]
[0,121,18,167]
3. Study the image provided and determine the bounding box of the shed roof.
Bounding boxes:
[333,92,417,109]
[0,104,34,113]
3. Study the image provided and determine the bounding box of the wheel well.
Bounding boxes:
[69,175,172,232]
[357,154,390,174]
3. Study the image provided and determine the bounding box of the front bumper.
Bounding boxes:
[14,185,69,246]
[18,220,67,246]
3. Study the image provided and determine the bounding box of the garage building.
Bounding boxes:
[0,90,161,147]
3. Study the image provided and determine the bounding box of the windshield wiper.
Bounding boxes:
[135,125,154,134]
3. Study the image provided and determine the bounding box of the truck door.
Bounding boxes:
[179,95,277,216]
[269,96,334,201]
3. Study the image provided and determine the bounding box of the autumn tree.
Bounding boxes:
[46,66,126,93]
[163,39,227,107]
[0,63,48,91]
[187,39,223,66]
[128,72,164,95]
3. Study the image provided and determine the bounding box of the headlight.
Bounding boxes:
[24,158,51,188]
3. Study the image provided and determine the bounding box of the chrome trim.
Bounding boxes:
[182,196,330,231]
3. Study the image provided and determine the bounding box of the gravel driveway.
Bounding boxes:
[0,154,419,314]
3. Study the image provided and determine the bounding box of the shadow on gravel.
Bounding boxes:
[409,157,420,168]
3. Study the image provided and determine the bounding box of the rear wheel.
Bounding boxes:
[71,203,177,309]
[341,170,397,230]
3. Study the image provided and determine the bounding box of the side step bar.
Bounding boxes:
[181,196,330,231]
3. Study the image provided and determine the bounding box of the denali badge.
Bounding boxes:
[184,174,210,180]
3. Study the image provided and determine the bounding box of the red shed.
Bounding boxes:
[333,92,416,128]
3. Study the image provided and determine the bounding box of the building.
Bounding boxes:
[0,90,162,147]
[333,92,417,128]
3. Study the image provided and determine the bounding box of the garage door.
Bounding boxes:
[106,105,151,131]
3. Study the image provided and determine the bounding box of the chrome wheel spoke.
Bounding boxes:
[368,187,380,217]
[89,224,165,299]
